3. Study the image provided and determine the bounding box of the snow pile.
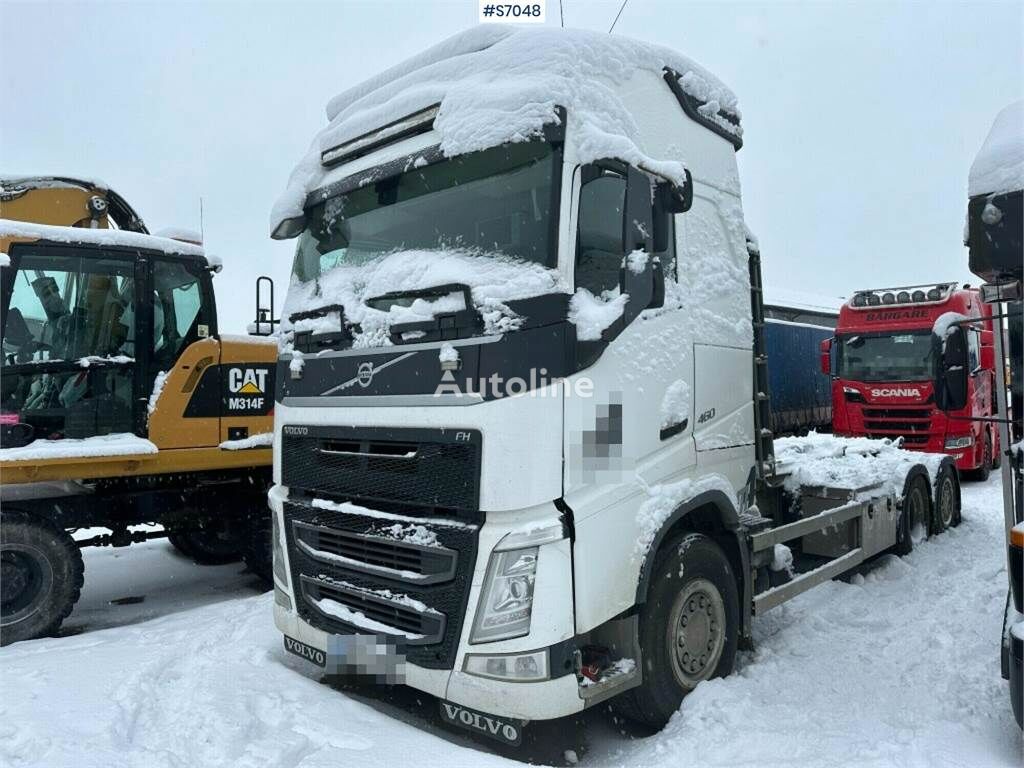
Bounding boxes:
[968,99,1024,197]
[660,379,691,429]
[147,370,168,417]
[311,497,475,530]
[625,249,649,275]
[272,25,739,232]
[774,432,947,496]
[281,247,566,349]
[568,288,628,341]
[438,343,458,365]
[376,523,440,548]
[0,252,9,267]
[634,473,736,557]
[219,432,273,450]
[153,227,203,245]
[770,543,794,575]
[289,350,304,376]
[0,218,204,257]
[77,354,134,368]
[0,433,157,463]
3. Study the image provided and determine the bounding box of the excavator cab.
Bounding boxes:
[0,242,216,443]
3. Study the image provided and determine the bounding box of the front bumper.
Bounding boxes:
[274,604,585,721]
[269,485,585,722]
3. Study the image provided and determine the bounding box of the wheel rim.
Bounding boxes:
[667,578,726,689]
[939,476,955,528]
[0,544,53,626]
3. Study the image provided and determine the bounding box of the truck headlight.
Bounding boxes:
[470,547,538,643]
[944,436,974,449]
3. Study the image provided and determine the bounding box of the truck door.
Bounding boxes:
[1,243,139,441]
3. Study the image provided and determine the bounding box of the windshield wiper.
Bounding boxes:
[365,283,482,344]
[288,303,351,353]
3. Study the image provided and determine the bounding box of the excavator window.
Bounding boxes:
[1,245,137,439]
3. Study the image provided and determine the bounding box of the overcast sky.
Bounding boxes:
[3,0,1021,330]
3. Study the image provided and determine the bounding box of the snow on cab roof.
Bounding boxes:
[0,218,205,258]
[969,99,1023,198]
[271,25,740,235]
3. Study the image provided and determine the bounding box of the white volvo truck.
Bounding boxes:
[266,27,960,747]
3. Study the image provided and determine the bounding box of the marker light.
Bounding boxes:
[897,291,910,303]
[882,292,895,304]
[912,290,926,302]
[927,288,942,300]
[852,294,867,307]
[867,294,881,306]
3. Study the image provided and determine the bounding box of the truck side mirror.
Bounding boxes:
[935,325,969,411]
[819,337,833,376]
[253,275,278,336]
[652,170,693,252]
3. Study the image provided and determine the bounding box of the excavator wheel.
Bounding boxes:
[167,527,244,565]
[1,511,84,646]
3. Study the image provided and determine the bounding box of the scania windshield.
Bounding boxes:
[837,331,937,382]
[291,140,560,284]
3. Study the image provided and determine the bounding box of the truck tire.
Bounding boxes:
[968,431,992,482]
[1,512,84,646]
[895,474,929,555]
[167,529,243,565]
[933,464,960,531]
[612,533,739,729]
[242,516,273,586]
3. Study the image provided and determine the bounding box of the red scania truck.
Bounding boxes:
[822,283,1000,479]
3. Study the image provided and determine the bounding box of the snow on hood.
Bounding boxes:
[969,99,1024,197]
[0,219,204,258]
[774,432,946,497]
[281,247,567,349]
[271,25,740,234]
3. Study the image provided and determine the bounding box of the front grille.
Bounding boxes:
[862,406,933,440]
[282,426,481,510]
[293,520,457,584]
[302,576,446,643]
[284,497,479,669]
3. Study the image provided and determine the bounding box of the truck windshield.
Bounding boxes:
[836,331,937,382]
[292,140,559,284]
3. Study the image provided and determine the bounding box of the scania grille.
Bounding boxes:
[862,406,933,442]
[283,498,479,669]
[281,426,481,509]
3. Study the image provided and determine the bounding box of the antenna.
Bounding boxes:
[608,0,628,33]
[199,196,205,242]
[559,0,564,28]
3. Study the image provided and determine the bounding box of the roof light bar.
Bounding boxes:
[849,282,958,310]
[321,105,440,169]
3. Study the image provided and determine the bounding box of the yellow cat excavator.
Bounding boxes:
[0,177,278,645]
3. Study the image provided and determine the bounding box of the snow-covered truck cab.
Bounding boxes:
[825,283,999,477]
[268,27,959,744]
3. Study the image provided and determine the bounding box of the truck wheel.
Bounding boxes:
[242,516,273,586]
[613,533,739,729]
[895,474,929,555]
[933,464,960,531]
[1,512,84,646]
[167,529,243,565]
[968,432,992,482]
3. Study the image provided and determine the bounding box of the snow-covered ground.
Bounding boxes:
[2,478,1020,767]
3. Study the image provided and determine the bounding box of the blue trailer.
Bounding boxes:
[764,319,833,435]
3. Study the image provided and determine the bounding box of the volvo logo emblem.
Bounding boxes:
[356,362,375,388]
